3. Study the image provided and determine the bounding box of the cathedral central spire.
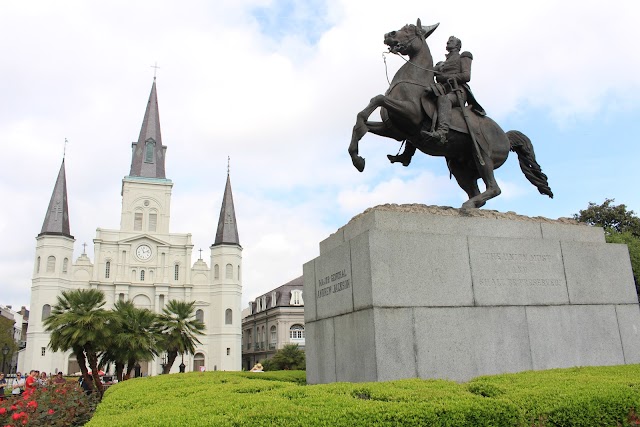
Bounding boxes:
[213,172,240,247]
[129,80,167,179]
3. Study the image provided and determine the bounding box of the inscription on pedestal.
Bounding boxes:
[469,238,569,305]
[315,243,354,319]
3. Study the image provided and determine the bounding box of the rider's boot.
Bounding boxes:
[422,127,448,145]
[387,142,416,166]
[421,96,451,145]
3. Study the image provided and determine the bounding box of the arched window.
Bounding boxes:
[225,309,232,325]
[174,264,179,281]
[42,304,51,321]
[289,324,305,340]
[132,269,137,280]
[134,212,143,231]
[36,256,41,274]
[193,352,205,372]
[46,256,56,273]
[225,264,233,279]
[119,293,125,302]
[140,270,145,281]
[149,270,154,281]
[238,266,241,281]
[62,258,68,273]
[270,325,277,347]
[214,264,219,279]
[105,261,111,279]
[159,294,164,308]
[196,309,204,323]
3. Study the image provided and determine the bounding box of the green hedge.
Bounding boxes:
[86,365,640,426]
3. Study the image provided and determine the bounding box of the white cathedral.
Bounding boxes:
[20,80,242,375]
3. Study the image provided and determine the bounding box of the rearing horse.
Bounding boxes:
[348,19,553,209]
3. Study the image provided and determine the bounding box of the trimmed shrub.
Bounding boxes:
[86,365,640,427]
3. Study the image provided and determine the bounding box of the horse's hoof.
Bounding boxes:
[461,201,478,210]
[352,156,365,172]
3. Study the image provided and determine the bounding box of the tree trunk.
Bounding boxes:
[163,350,178,374]
[75,347,93,393]
[115,361,125,382]
[85,345,104,399]
[125,358,136,378]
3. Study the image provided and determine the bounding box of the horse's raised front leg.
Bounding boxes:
[349,95,421,172]
[349,95,386,172]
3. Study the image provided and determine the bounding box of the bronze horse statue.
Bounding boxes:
[348,19,553,209]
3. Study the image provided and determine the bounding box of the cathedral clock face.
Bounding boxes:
[136,244,152,260]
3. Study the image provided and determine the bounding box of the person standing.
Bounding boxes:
[11,371,25,396]
[24,370,37,397]
[0,372,6,401]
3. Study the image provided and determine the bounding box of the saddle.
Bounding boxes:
[420,95,491,155]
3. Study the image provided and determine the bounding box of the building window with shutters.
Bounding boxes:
[225,264,233,279]
[149,213,157,232]
[196,309,204,323]
[145,139,155,163]
[134,212,143,231]
[290,290,303,306]
[105,261,111,279]
[41,347,46,357]
[214,264,219,279]
[62,258,69,273]
[46,256,56,273]
[36,256,41,274]
[42,304,51,321]
[174,264,179,281]
[140,270,145,281]
[225,309,232,325]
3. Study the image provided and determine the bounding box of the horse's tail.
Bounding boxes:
[507,130,554,198]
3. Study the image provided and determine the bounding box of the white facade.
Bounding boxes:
[21,81,242,375]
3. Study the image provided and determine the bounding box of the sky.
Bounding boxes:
[1,0,639,311]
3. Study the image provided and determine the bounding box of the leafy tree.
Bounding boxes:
[573,198,640,236]
[575,199,640,295]
[44,289,115,399]
[155,300,205,374]
[101,300,159,381]
[262,344,305,371]
[0,316,17,374]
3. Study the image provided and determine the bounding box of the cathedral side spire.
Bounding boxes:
[129,80,167,179]
[213,172,240,247]
[39,159,73,238]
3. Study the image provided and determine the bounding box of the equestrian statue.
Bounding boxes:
[348,19,553,209]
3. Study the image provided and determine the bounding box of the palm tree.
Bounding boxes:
[101,300,159,381]
[44,289,114,399]
[156,300,205,374]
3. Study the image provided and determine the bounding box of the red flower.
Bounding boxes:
[48,409,55,415]
[26,401,37,409]
[0,407,6,415]
[12,412,21,420]
[10,405,17,411]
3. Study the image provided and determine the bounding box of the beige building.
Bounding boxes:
[241,277,304,370]
[21,80,243,375]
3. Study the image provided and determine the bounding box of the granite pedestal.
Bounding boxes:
[303,206,640,383]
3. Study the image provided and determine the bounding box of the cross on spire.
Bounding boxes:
[198,248,203,259]
[63,138,68,159]
[82,242,87,254]
[227,156,230,175]
[151,62,161,80]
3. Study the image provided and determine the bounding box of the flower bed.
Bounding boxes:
[0,382,98,426]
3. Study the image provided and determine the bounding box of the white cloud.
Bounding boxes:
[1,0,639,309]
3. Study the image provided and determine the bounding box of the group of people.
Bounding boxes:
[0,370,67,400]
